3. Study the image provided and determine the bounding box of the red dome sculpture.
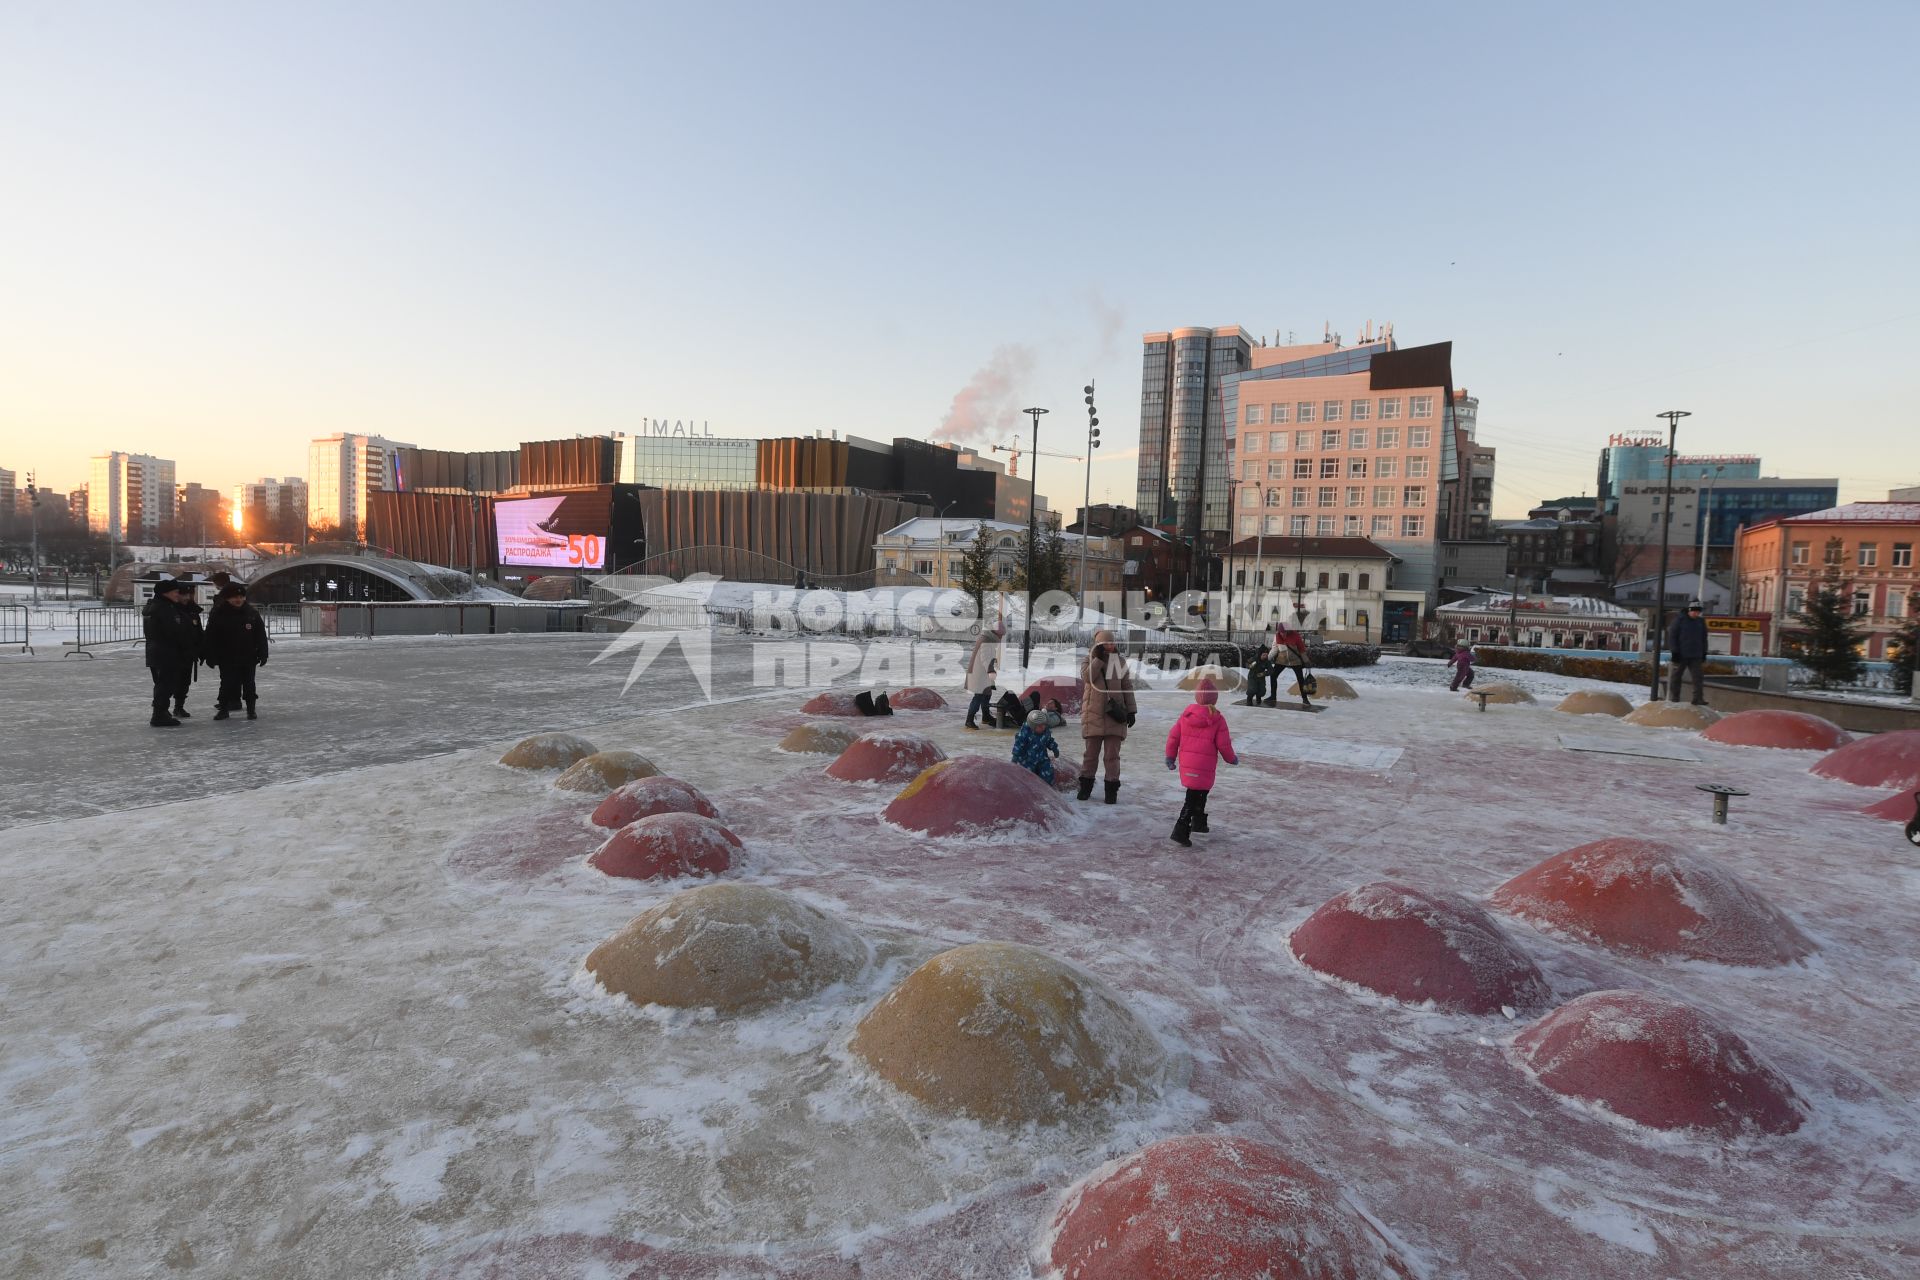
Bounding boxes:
[1021,675,1085,716]
[888,686,949,710]
[1811,729,1920,790]
[1514,989,1804,1136]
[1700,709,1852,751]
[590,777,720,829]
[882,757,1071,837]
[799,690,864,717]
[1042,1135,1409,1280]
[1490,837,1811,967]
[825,732,948,784]
[1289,881,1550,1015]
[587,813,741,881]
[1863,789,1920,823]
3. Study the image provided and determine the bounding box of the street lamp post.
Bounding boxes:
[26,473,41,608]
[1650,410,1692,698]
[1079,382,1100,605]
[1020,405,1048,671]
[1695,464,1723,600]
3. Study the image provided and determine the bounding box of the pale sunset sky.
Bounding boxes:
[2,1,1915,515]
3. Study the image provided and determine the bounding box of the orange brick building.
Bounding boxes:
[1734,502,1920,658]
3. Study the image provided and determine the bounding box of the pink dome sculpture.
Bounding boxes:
[1289,881,1550,1015]
[825,732,948,784]
[882,757,1071,837]
[1490,837,1812,967]
[1811,730,1920,790]
[1021,676,1085,716]
[587,813,741,882]
[1514,989,1804,1136]
[1700,709,1852,751]
[590,777,720,829]
[799,690,864,717]
[1041,1135,1410,1280]
[888,686,949,710]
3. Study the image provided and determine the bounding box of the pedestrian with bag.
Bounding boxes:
[141,579,199,727]
[202,581,270,720]
[1273,624,1313,709]
[963,623,998,729]
[1077,628,1137,803]
[1667,599,1710,705]
[1165,676,1238,846]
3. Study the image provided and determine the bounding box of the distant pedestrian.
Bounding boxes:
[1246,646,1275,705]
[963,625,997,730]
[202,582,270,720]
[142,579,198,728]
[1447,644,1476,691]
[1164,676,1238,846]
[1078,628,1137,804]
[1668,599,1710,705]
[1272,624,1311,709]
[1011,708,1060,784]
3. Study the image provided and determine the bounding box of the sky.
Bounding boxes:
[2,1,1916,519]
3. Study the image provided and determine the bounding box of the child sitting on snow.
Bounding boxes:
[1164,676,1238,847]
[1011,708,1061,783]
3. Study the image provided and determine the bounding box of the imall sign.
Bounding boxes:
[639,420,716,438]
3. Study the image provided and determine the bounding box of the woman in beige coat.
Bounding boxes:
[1078,629,1137,803]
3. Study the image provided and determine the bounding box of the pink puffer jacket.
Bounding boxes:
[1165,702,1237,790]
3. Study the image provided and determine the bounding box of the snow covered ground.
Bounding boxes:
[2,639,1917,1278]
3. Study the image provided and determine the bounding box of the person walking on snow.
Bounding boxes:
[1447,643,1476,691]
[1245,646,1275,705]
[963,623,998,729]
[1011,708,1060,784]
[1165,676,1238,846]
[1272,624,1312,709]
[141,579,199,727]
[1667,599,1710,705]
[201,581,270,719]
[1078,628,1137,803]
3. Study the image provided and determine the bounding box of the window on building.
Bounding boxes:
[1791,541,1810,565]
[1318,486,1337,507]
[1852,591,1872,617]
[1371,516,1392,537]
[1238,515,1256,535]
[1350,399,1372,421]
[1859,543,1878,567]
[1358,572,1371,589]
[1378,397,1401,420]
[1409,395,1433,417]
[1348,458,1368,478]
[1267,460,1288,480]
[1319,457,1339,479]
[1889,592,1906,619]
[1376,426,1399,448]
[1343,516,1362,536]
[1244,405,1262,426]
[1401,515,1425,537]
[1404,486,1427,507]
[1347,428,1366,450]
[1290,516,1309,536]
[1335,572,1349,589]
[1373,485,1395,507]
[1409,426,1431,448]
[1323,401,1343,422]
[1243,460,1260,481]
[1824,538,1844,566]
[1291,486,1309,507]
[1317,572,1331,588]
[1241,487,1257,508]
[1293,570,1307,589]
[1344,486,1363,507]
[1293,458,1313,480]
[1296,402,1316,423]
[1243,432,1263,453]
[914,560,935,577]
[1270,404,1291,425]
[1260,514,1280,534]
[1321,429,1340,451]
[1377,457,1397,479]
[1894,542,1913,567]
[1316,517,1335,536]
[1270,427,1288,448]
[1787,588,1804,613]
[1265,488,1284,507]
[1407,456,1431,478]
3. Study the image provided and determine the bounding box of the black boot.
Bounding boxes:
[1103,779,1121,805]
[872,693,893,716]
[150,713,180,727]
[1171,806,1193,846]
[245,700,258,720]
[1190,796,1210,834]
[213,706,230,720]
[1075,776,1095,802]
[172,702,191,718]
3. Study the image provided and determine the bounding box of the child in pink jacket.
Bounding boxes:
[1164,677,1238,846]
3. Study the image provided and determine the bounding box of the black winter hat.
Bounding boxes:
[215,582,249,600]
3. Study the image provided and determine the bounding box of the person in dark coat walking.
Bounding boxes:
[142,579,199,727]
[202,582,270,719]
[1667,599,1710,705]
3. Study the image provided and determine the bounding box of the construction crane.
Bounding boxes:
[989,441,1083,478]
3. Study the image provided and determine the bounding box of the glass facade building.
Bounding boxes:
[1597,446,1760,513]
[1136,327,1250,539]
[616,436,759,490]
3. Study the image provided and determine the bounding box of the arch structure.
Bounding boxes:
[246,545,474,605]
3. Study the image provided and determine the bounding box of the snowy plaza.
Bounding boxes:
[3,629,1919,1279]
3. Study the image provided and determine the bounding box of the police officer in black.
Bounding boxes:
[143,579,200,727]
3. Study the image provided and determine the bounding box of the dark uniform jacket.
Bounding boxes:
[202,603,271,667]
[142,598,199,670]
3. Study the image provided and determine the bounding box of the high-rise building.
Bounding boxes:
[1135,327,1252,543]
[1596,440,1761,514]
[177,483,229,544]
[88,452,176,541]
[230,476,309,540]
[67,486,88,529]
[1441,388,1495,540]
[0,468,15,522]
[308,434,411,537]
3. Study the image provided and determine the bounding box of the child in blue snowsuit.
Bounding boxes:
[1011,708,1060,784]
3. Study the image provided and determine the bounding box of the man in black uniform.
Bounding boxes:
[170,579,206,717]
[143,579,199,727]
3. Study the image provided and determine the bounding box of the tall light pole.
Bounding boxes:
[1695,464,1723,600]
[26,472,41,608]
[1020,405,1048,670]
[1078,382,1100,605]
[1650,410,1691,698]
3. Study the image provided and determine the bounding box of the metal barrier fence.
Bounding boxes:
[0,605,30,654]
[299,601,591,638]
[68,606,145,656]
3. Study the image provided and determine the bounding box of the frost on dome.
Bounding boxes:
[826,732,948,784]
[1021,676,1085,716]
[799,690,864,717]
[1863,789,1920,822]
[850,941,1165,1125]
[888,686,949,710]
[1556,690,1632,717]
[553,749,659,794]
[1700,709,1853,752]
[498,731,598,769]
[777,722,862,755]
[1470,682,1534,705]
[1489,838,1813,967]
[1513,989,1804,1136]
[587,813,742,882]
[1623,701,1721,730]
[584,883,866,1012]
[1288,881,1550,1015]
[1811,730,1920,790]
[881,757,1071,837]
[1177,665,1245,693]
[1040,1135,1410,1280]
[1293,672,1357,700]
[590,776,719,829]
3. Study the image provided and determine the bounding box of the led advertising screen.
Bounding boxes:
[495,492,608,569]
